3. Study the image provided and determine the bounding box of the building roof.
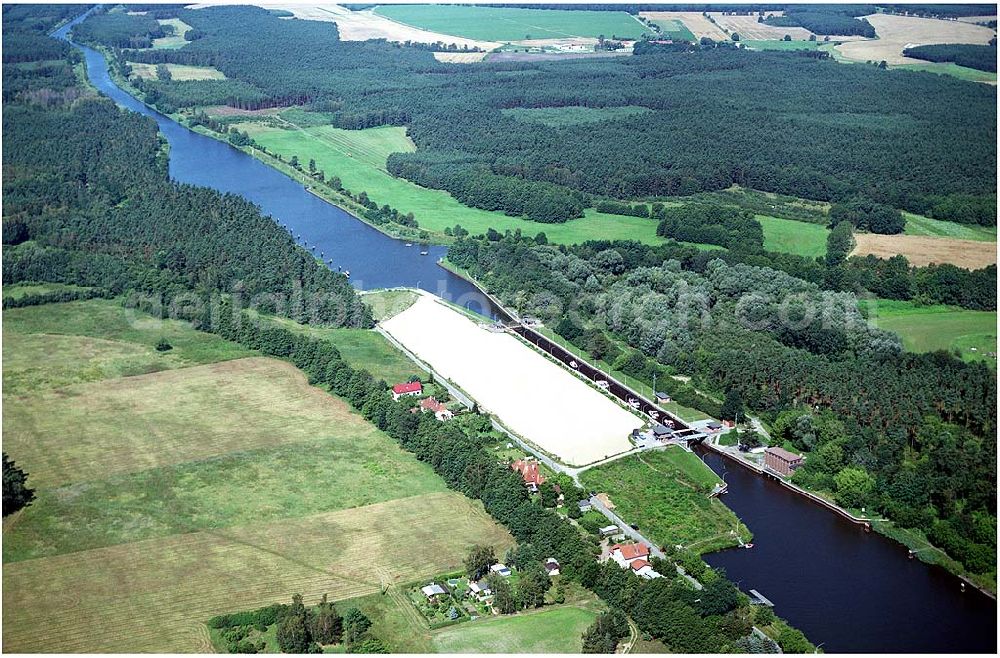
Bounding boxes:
[766,446,803,462]
[630,559,650,571]
[613,543,650,560]
[651,424,672,435]
[512,459,545,486]
[421,584,446,597]
[392,381,423,394]
[420,396,447,413]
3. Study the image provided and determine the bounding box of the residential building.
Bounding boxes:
[599,525,620,537]
[577,499,592,513]
[629,559,662,580]
[765,446,804,476]
[490,563,512,577]
[419,396,454,420]
[610,542,650,568]
[391,381,422,400]
[511,458,545,492]
[468,579,492,600]
[421,583,446,600]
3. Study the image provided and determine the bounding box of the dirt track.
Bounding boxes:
[852,233,998,269]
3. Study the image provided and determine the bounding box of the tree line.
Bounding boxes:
[903,43,998,73]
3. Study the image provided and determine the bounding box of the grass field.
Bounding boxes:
[580,446,749,552]
[893,61,997,83]
[363,288,420,321]
[745,39,821,51]
[758,215,830,258]
[903,213,998,241]
[431,605,599,652]
[151,17,191,49]
[129,62,226,80]
[2,300,514,652]
[502,105,653,127]
[372,5,653,41]
[2,282,91,299]
[646,17,696,41]
[865,299,997,365]
[2,493,513,653]
[232,119,664,245]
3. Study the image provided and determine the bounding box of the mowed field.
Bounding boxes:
[580,447,748,552]
[758,215,830,258]
[2,300,513,652]
[382,294,641,465]
[836,13,996,65]
[867,299,997,365]
[431,605,598,653]
[372,4,653,41]
[151,17,192,49]
[235,118,664,245]
[639,11,729,41]
[903,213,998,241]
[128,61,226,80]
[852,233,997,268]
[711,12,815,40]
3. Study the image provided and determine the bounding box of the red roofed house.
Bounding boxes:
[391,381,423,400]
[419,396,454,421]
[629,558,662,580]
[511,458,545,493]
[610,542,650,568]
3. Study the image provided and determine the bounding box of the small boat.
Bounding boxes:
[420,250,429,256]
[569,360,578,369]
[744,543,754,549]
[344,270,350,278]
[405,242,413,247]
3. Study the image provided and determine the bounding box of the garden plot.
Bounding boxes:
[381,294,640,466]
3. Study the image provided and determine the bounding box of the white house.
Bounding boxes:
[490,563,512,577]
[392,381,423,400]
[468,579,492,601]
[421,583,447,600]
[629,559,662,580]
[610,543,650,568]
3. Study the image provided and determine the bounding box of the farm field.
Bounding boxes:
[758,215,830,258]
[836,13,995,65]
[382,293,641,465]
[866,299,997,365]
[231,119,664,245]
[431,605,599,653]
[372,4,653,41]
[639,11,728,41]
[903,212,997,241]
[712,12,815,40]
[151,17,192,49]
[580,447,748,552]
[745,39,821,51]
[851,233,997,269]
[2,493,512,653]
[893,61,997,83]
[128,62,226,80]
[644,16,695,41]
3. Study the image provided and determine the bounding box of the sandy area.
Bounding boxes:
[836,13,996,64]
[382,294,639,466]
[711,13,815,40]
[248,4,501,50]
[852,234,998,269]
[640,11,729,41]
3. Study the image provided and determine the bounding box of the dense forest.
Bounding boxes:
[77,5,997,226]
[903,43,999,73]
[2,12,369,329]
[764,7,876,36]
[448,231,997,579]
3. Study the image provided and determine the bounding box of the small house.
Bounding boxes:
[599,525,620,537]
[421,583,447,601]
[630,559,662,580]
[610,542,650,568]
[544,558,560,576]
[490,563,512,577]
[419,396,454,421]
[468,579,492,600]
[392,381,423,400]
[650,424,672,440]
[655,391,671,403]
[511,458,545,492]
[577,499,592,513]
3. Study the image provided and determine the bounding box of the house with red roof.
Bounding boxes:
[391,381,422,400]
[419,396,453,421]
[610,542,650,568]
[511,458,545,492]
[629,558,662,580]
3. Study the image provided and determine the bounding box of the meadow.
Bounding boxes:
[645,17,696,41]
[363,288,420,322]
[372,5,653,41]
[430,605,598,652]
[580,447,749,552]
[2,300,514,652]
[129,62,226,80]
[866,299,997,364]
[903,212,998,241]
[151,17,192,49]
[745,39,822,51]
[2,282,92,300]
[757,214,830,258]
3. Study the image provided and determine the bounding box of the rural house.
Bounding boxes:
[511,458,545,492]
[391,381,423,400]
[419,396,454,420]
[490,563,512,577]
[468,579,492,601]
[577,499,593,513]
[765,446,804,476]
[421,583,447,601]
[629,559,662,580]
[610,542,650,568]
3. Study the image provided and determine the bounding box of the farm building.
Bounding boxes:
[511,458,545,492]
[391,381,423,400]
[765,446,804,476]
[610,542,650,568]
[419,396,454,420]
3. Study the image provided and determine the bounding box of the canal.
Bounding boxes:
[55,13,997,653]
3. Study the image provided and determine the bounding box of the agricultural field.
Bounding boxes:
[758,215,830,258]
[580,447,749,553]
[371,4,653,42]
[2,300,513,652]
[643,16,695,41]
[903,213,997,241]
[836,13,995,65]
[745,39,822,51]
[712,12,815,40]
[128,62,226,80]
[230,118,664,245]
[151,17,192,49]
[851,233,997,268]
[639,11,729,41]
[382,294,641,465]
[502,105,653,127]
[865,299,997,365]
[430,605,599,653]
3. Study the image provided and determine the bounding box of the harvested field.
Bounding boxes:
[2,357,372,488]
[712,13,814,40]
[639,11,728,41]
[382,294,640,465]
[432,51,488,63]
[128,62,226,80]
[837,14,995,64]
[957,15,998,24]
[255,3,501,50]
[1,492,513,653]
[852,233,998,269]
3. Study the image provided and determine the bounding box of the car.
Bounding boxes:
[630,523,639,530]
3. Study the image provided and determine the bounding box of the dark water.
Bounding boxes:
[698,449,997,653]
[54,13,997,653]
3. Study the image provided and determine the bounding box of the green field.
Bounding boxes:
[2,300,514,652]
[129,62,226,80]
[745,39,821,51]
[758,214,830,258]
[902,212,997,241]
[373,4,653,41]
[866,299,997,365]
[893,61,997,84]
[502,105,653,127]
[646,17,695,41]
[232,119,663,245]
[2,282,92,300]
[580,446,749,553]
[363,288,420,321]
[431,605,598,653]
[151,17,191,49]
